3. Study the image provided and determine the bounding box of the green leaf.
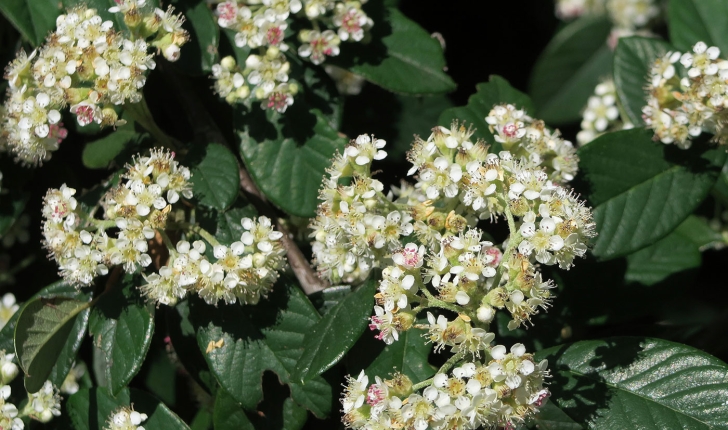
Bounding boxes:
[214,387,308,430]
[47,306,90,388]
[668,0,728,54]
[190,143,241,211]
[166,300,218,394]
[213,390,255,430]
[536,337,728,429]
[88,273,155,395]
[529,16,613,124]
[577,128,726,259]
[66,387,190,430]
[530,402,584,430]
[170,0,219,75]
[293,279,376,383]
[331,8,455,94]
[214,203,258,246]
[237,107,347,217]
[365,325,435,383]
[192,282,333,417]
[0,280,86,355]
[674,215,725,250]
[624,228,701,286]
[82,128,144,169]
[439,75,534,153]
[14,297,91,393]
[0,0,60,46]
[613,37,674,126]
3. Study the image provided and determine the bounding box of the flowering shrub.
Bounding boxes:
[0,0,726,429]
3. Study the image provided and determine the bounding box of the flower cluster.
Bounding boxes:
[643,42,728,149]
[105,406,148,430]
[577,78,632,145]
[0,351,62,428]
[0,4,188,165]
[211,49,298,113]
[555,0,659,44]
[342,344,550,430]
[210,0,373,111]
[141,215,286,306]
[41,148,286,306]
[312,109,595,428]
[27,381,62,423]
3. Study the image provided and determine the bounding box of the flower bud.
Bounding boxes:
[221,55,237,70]
[386,373,413,398]
[163,44,181,62]
[1,362,18,385]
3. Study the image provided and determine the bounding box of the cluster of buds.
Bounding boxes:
[312,109,595,429]
[0,3,188,165]
[555,0,659,45]
[210,0,373,111]
[40,148,287,306]
[643,42,728,149]
[577,79,633,145]
[211,48,298,113]
[105,406,148,430]
[342,344,550,429]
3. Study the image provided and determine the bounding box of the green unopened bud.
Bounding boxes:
[221,55,237,70]
[386,373,413,398]
[123,8,143,28]
[1,361,18,384]
[393,309,416,332]
[484,287,507,308]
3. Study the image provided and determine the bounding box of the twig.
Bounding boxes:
[165,69,328,295]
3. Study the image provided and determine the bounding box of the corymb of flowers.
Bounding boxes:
[0,1,189,165]
[311,106,595,428]
[42,148,286,307]
[210,0,373,112]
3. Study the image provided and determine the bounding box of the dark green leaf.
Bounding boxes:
[15,297,90,393]
[613,37,673,126]
[387,94,453,160]
[192,282,333,417]
[529,16,613,124]
[674,215,725,250]
[171,0,219,75]
[309,285,351,315]
[0,280,87,354]
[82,128,144,169]
[537,337,728,429]
[578,128,726,259]
[214,386,308,430]
[47,306,90,388]
[237,107,347,217]
[331,8,455,94]
[214,203,257,246]
[624,227,701,286]
[365,325,434,383]
[190,143,240,211]
[166,300,218,394]
[66,387,190,430]
[530,402,584,430]
[439,75,534,153]
[668,0,728,54]
[0,0,60,46]
[213,389,254,430]
[89,273,155,395]
[293,279,376,383]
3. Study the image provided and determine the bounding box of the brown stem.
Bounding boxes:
[165,68,327,295]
